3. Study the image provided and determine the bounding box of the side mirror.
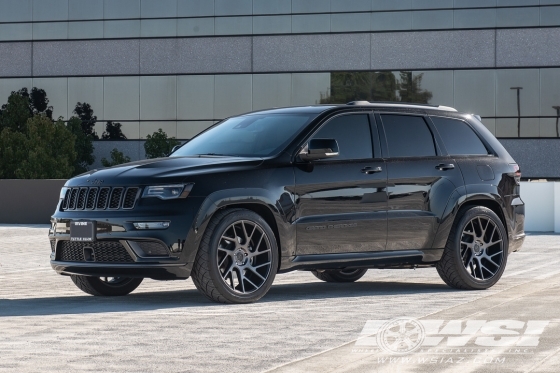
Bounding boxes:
[170,144,182,155]
[299,138,339,161]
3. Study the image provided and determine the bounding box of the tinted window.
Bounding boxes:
[381,115,436,157]
[172,114,314,157]
[432,117,488,155]
[313,114,372,160]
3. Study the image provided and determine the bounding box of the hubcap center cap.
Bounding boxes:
[234,249,248,266]
[473,240,484,255]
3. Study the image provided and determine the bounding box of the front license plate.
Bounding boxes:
[70,221,96,242]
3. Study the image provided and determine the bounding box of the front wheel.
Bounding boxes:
[311,268,368,283]
[437,206,508,290]
[70,275,143,296]
[191,208,279,304]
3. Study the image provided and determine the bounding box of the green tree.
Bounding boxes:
[73,102,98,139]
[144,128,180,159]
[0,93,32,132]
[102,121,127,140]
[0,115,76,179]
[67,117,95,175]
[101,148,131,167]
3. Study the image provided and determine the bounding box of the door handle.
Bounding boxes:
[361,166,383,174]
[436,163,455,171]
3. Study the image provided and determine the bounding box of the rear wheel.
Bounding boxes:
[191,208,279,304]
[437,206,508,290]
[70,275,143,296]
[311,268,368,283]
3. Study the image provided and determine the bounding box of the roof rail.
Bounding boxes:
[346,101,457,112]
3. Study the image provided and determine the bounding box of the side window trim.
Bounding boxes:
[376,112,444,158]
[428,115,495,157]
[368,113,382,159]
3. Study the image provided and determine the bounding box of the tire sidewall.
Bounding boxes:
[205,210,279,303]
[451,207,509,289]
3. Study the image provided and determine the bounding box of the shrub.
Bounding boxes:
[101,148,131,167]
[144,128,180,159]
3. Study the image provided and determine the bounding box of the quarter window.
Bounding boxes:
[431,117,488,156]
[381,115,436,157]
[312,114,373,160]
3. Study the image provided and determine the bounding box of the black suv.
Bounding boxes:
[49,102,525,303]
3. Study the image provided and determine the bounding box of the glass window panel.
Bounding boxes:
[32,78,68,120]
[68,21,103,39]
[381,115,436,157]
[497,0,538,5]
[332,0,371,12]
[371,11,412,31]
[480,118,496,135]
[412,71,454,108]
[253,15,291,34]
[32,22,68,40]
[412,10,453,30]
[104,20,141,38]
[454,8,496,28]
[496,69,539,117]
[496,7,539,27]
[292,0,330,13]
[331,13,371,32]
[214,75,252,119]
[68,77,104,121]
[253,0,291,14]
[540,69,560,117]
[141,19,177,37]
[215,0,252,16]
[372,0,412,10]
[291,73,331,106]
[411,0,453,9]
[431,117,488,155]
[140,121,177,139]
[177,0,214,17]
[453,0,496,7]
[292,14,331,33]
[453,70,495,117]
[177,18,214,36]
[541,0,560,5]
[177,121,215,139]
[313,114,373,160]
[540,118,559,137]
[140,76,177,120]
[0,23,32,41]
[520,118,539,137]
[215,17,252,35]
[495,118,518,137]
[69,0,103,20]
[0,0,32,22]
[33,0,68,21]
[252,74,292,111]
[177,75,214,120]
[141,0,177,18]
[104,77,140,120]
[540,6,560,26]
[104,0,140,19]
[106,121,139,139]
[0,78,32,107]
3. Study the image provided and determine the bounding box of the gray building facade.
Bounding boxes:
[1,0,559,176]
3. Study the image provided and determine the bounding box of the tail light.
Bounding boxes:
[511,163,521,184]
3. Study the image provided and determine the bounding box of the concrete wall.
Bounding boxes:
[91,140,146,169]
[499,139,560,179]
[0,179,66,224]
[520,182,560,233]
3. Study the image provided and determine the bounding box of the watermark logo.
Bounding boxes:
[376,318,425,354]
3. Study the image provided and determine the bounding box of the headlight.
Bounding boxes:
[141,184,193,200]
[60,187,69,200]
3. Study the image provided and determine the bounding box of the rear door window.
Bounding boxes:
[431,117,488,156]
[380,114,436,157]
[313,114,373,160]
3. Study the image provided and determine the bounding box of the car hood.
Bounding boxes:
[66,156,264,187]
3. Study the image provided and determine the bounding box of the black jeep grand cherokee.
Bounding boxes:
[49,102,525,303]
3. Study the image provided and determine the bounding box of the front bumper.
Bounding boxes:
[51,261,191,280]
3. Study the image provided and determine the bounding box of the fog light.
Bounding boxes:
[133,222,170,230]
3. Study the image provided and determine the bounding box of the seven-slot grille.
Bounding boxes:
[62,187,139,211]
[58,241,134,263]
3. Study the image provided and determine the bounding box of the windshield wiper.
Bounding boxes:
[196,153,230,157]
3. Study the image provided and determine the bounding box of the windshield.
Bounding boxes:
[171,113,314,157]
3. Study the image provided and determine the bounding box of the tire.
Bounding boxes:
[311,268,368,283]
[70,275,143,296]
[191,208,279,304]
[437,206,508,290]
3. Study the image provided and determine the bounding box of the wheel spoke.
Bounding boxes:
[247,267,266,281]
